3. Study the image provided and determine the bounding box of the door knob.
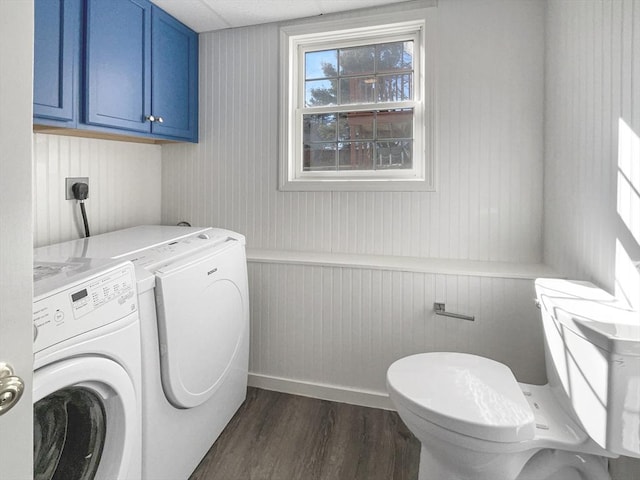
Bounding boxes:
[0,363,25,416]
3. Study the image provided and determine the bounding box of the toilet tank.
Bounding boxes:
[535,279,640,458]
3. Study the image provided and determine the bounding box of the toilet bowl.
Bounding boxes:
[386,279,640,480]
[388,352,611,480]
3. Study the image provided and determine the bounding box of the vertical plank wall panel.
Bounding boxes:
[545,0,639,302]
[248,262,546,396]
[161,0,548,415]
[162,0,545,263]
[545,2,639,477]
[33,134,162,246]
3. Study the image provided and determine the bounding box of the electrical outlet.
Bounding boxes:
[65,177,89,200]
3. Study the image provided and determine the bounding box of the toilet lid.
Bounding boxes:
[387,353,535,443]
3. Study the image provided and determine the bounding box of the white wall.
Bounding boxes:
[33,134,162,247]
[544,0,640,476]
[162,0,545,263]
[249,263,546,407]
[161,0,548,404]
[545,0,640,307]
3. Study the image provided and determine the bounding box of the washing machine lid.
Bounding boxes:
[387,353,535,443]
[33,225,211,260]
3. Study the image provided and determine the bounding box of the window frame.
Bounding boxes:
[279,8,436,192]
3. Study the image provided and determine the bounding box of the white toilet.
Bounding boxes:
[386,279,640,480]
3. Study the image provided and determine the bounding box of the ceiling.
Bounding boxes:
[150,0,413,33]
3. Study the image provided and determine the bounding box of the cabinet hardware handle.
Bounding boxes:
[156,116,164,123]
[145,115,156,122]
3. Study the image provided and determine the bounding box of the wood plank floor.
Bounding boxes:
[189,387,420,480]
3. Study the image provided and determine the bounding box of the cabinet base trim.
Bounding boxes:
[33,125,179,145]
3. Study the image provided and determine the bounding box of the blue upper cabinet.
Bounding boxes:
[33,0,81,125]
[85,0,152,133]
[34,0,198,143]
[151,7,198,142]
[84,0,198,141]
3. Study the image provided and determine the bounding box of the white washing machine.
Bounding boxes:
[36,226,250,480]
[32,257,141,480]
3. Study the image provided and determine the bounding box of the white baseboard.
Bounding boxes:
[248,372,394,410]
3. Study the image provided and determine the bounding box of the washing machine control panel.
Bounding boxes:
[33,262,138,353]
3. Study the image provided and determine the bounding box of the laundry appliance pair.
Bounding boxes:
[35,225,249,480]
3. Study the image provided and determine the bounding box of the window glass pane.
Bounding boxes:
[303,110,414,172]
[339,45,375,75]
[305,79,337,107]
[376,109,413,139]
[376,41,413,72]
[338,142,375,170]
[304,143,337,171]
[376,140,412,169]
[339,77,376,104]
[338,112,375,141]
[377,73,412,102]
[303,114,337,142]
[305,50,337,79]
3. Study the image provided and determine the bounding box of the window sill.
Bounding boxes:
[278,177,435,192]
[246,249,558,280]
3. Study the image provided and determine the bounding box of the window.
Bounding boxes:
[279,9,435,191]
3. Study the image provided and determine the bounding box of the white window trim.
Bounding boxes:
[279,6,437,192]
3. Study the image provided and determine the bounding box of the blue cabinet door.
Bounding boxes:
[85,0,152,132]
[33,0,80,123]
[151,7,198,142]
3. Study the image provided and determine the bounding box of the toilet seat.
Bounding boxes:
[387,352,536,443]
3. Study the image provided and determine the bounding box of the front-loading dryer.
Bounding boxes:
[32,258,141,480]
[36,226,249,480]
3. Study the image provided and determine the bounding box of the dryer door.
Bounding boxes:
[33,357,139,480]
[155,240,249,409]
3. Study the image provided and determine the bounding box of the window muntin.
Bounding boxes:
[300,38,416,176]
[303,109,413,171]
[280,14,434,191]
[304,41,414,107]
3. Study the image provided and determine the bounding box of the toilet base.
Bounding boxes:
[517,450,610,480]
[417,444,611,480]
[417,442,532,480]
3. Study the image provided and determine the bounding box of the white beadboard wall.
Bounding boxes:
[161,0,546,264]
[33,134,162,247]
[544,0,640,304]
[248,262,546,407]
[544,1,639,477]
[159,0,549,407]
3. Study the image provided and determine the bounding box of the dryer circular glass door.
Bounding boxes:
[33,356,139,480]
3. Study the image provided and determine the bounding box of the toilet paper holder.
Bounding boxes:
[433,303,475,321]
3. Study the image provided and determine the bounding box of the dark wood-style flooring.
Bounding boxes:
[189,387,420,480]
